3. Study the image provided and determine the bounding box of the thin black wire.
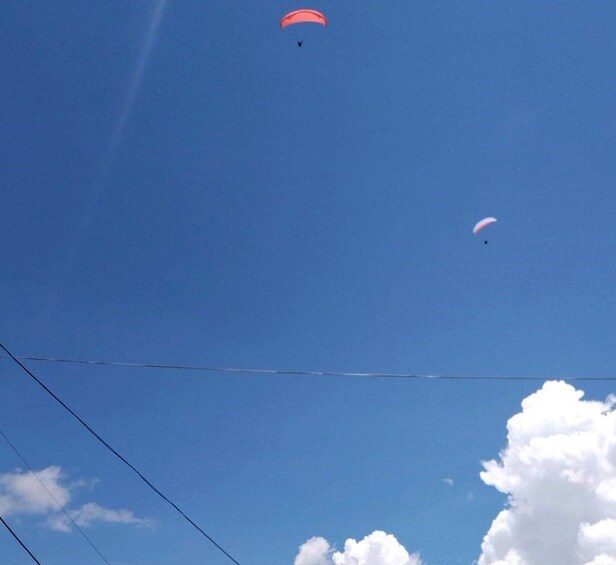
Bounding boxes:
[0,514,41,564]
[0,426,110,564]
[4,354,616,381]
[0,342,241,565]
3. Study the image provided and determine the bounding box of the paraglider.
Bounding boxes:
[280,9,328,29]
[280,9,327,47]
[473,217,497,244]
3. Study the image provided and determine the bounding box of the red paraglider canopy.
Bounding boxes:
[280,9,328,29]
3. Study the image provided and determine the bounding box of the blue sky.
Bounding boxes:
[0,2,615,564]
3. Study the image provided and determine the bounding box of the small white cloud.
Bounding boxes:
[295,531,423,565]
[442,478,454,487]
[0,467,150,532]
[0,466,70,515]
[68,477,100,492]
[478,381,616,564]
[332,531,423,565]
[49,502,154,532]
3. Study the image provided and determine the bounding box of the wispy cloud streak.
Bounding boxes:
[47,0,169,319]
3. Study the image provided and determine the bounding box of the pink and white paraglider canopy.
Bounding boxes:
[472,217,497,235]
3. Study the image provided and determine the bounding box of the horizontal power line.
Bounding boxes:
[3,354,616,381]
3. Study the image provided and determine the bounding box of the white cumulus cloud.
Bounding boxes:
[295,530,423,565]
[0,466,151,532]
[295,536,332,565]
[478,381,616,565]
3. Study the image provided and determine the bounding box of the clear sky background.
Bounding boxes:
[0,2,615,564]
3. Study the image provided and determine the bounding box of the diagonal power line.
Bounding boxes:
[0,342,242,565]
[0,513,41,565]
[4,353,616,381]
[0,426,110,564]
